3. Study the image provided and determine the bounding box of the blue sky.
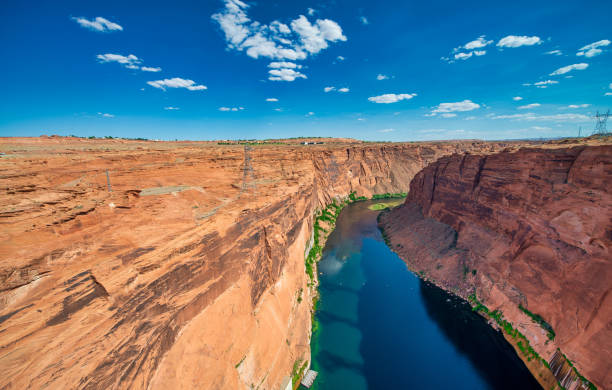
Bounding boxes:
[1,0,611,141]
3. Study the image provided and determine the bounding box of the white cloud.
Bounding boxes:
[368,93,417,104]
[141,66,162,72]
[577,40,610,58]
[518,103,541,109]
[531,126,551,130]
[337,55,345,61]
[550,63,589,76]
[266,98,279,102]
[212,1,345,81]
[268,61,302,69]
[306,111,314,117]
[441,113,457,118]
[377,74,389,80]
[291,15,347,54]
[307,8,315,16]
[609,83,612,89]
[268,68,306,81]
[360,16,369,25]
[273,108,282,112]
[72,16,123,32]
[219,106,245,112]
[606,92,612,96]
[379,128,394,133]
[566,104,590,108]
[445,36,492,62]
[97,112,114,118]
[513,96,523,101]
[164,106,180,110]
[324,86,349,93]
[523,80,559,88]
[497,35,542,48]
[430,100,480,115]
[147,78,207,91]
[544,49,563,55]
[463,36,493,50]
[454,52,473,60]
[491,113,589,121]
[96,53,141,69]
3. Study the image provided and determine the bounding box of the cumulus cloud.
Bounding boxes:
[266,98,279,102]
[379,128,395,133]
[518,103,541,109]
[324,86,349,93]
[497,35,542,48]
[566,104,590,108]
[212,1,346,81]
[454,52,472,60]
[606,92,612,96]
[491,113,589,121]
[268,68,306,81]
[164,106,180,110]
[96,53,141,69]
[336,55,345,61]
[219,106,245,111]
[577,40,610,58]
[97,112,114,118]
[307,8,315,16]
[430,100,480,115]
[377,74,389,80]
[463,36,493,50]
[445,36,492,62]
[441,113,457,118]
[523,80,559,88]
[141,66,162,72]
[360,16,369,25]
[368,93,417,104]
[268,61,302,69]
[72,16,123,32]
[550,63,589,76]
[147,78,207,91]
[513,96,523,101]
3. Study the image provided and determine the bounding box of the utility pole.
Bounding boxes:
[106,170,112,192]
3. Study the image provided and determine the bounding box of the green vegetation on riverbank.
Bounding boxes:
[371,192,407,199]
[519,304,555,341]
[468,294,596,390]
[368,199,404,211]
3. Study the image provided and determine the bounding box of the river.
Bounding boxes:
[308,200,541,389]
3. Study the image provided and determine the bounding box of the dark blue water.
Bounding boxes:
[309,200,541,390]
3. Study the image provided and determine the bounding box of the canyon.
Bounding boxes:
[380,142,612,390]
[0,136,530,389]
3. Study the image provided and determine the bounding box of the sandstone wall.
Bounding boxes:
[380,145,612,389]
[0,138,523,389]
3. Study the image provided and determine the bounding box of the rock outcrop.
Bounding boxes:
[0,137,524,389]
[380,145,612,389]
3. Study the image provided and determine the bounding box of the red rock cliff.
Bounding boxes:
[380,145,612,389]
[0,138,521,389]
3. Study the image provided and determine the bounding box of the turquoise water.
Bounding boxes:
[308,200,541,390]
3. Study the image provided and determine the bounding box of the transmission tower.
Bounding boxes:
[593,110,610,135]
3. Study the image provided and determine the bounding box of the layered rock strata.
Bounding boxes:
[0,138,523,389]
[380,145,612,389]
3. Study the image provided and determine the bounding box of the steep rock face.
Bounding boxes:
[380,146,612,389]
[0,138,526,389]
